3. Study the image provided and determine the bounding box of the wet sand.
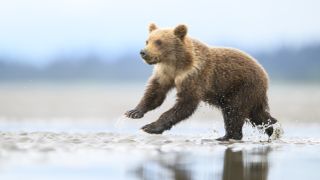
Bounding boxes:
[0,83,319,180]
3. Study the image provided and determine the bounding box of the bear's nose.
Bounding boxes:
[140,49,146,57]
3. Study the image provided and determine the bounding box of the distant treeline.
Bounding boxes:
[256,44,320,82]
[0,53,152,82]
[0,44,320,83]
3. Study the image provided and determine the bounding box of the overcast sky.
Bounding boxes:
[0,0,320,64]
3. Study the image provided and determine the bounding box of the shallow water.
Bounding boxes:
[0,119,319,180]
[0,83,319,180]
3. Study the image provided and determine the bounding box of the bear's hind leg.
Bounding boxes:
[264,116,277,137]
[217,107,245,141]
[249,107,277,138]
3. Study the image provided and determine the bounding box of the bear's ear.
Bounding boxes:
[174,24,188,39]
[149,23,158,33]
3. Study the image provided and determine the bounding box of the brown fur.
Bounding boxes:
[125,23,277,141]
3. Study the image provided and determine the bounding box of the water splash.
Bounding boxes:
[270,122,284,140]
[114,115,127,129]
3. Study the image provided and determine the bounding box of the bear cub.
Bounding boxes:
[125,23,278,141]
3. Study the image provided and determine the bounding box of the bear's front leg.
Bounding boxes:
[142,92,199,134]
[125,109,145,119]
[125,78,172,119]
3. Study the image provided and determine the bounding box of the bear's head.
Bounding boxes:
[140,23,189,65]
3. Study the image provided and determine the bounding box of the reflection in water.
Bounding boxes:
[134,146,271,180]
[222,147,270,180]
[134,153,192,180]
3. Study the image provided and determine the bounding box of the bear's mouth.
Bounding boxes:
[143,57,160,65]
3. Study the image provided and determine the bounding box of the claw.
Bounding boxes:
[216,135,230,141]
[216,134,242,141]
[141,123,165,134]
[125,109,144,119]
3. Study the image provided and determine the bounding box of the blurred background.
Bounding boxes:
[0,0,319,122]
[0,1,320,180]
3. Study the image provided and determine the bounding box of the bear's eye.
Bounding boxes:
[145,40,149,45]
[155,39,162,46]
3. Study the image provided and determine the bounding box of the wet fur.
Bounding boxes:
[126,24,277,140]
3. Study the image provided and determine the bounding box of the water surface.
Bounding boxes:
[0,83,319,180]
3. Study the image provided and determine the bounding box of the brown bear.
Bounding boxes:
[125,23,278,141]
